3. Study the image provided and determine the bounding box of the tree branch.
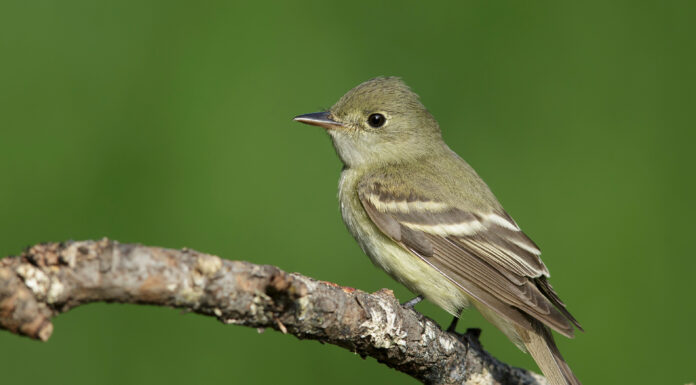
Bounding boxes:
[0,239,546,385]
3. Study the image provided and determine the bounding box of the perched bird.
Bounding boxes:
[294,77,582,385]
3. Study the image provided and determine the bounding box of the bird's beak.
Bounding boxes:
[293,111,344,130]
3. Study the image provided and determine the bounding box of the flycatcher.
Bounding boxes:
[294,77,582,385]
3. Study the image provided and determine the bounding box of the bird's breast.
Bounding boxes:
[337,168,469,315]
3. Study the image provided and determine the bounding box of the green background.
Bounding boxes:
[1,1,694,384]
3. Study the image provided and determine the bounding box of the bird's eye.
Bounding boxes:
[367,113,386,128]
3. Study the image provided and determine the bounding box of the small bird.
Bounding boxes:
[294,77,582,385]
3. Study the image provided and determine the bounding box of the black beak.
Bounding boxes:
[293,111,344,130]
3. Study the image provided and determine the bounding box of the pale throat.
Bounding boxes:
[329,130,441,169]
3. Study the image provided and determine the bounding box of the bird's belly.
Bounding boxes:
[363,235,470,316]
[339,172,469,315]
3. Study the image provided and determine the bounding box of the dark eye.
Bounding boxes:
[367,113,386,128]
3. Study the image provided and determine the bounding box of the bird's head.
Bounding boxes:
[294,77,444,168]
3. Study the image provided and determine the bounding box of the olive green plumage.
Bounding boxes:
[294,77,582,385]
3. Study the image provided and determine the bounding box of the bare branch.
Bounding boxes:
[0,239,546,385]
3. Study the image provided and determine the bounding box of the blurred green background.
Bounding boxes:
[1,1,694,384]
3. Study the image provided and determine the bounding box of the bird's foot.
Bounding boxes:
[401,295,424,309]
[463,328,482,348]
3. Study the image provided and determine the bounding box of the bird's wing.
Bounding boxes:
[358,178,581,337]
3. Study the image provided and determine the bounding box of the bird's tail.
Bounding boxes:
[517,320,581,385]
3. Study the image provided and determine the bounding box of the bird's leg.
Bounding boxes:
[447,315,460,333]
[401,295,424,309]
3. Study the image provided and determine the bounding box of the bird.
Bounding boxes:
[293,77,582,385]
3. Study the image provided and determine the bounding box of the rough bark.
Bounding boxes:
[0,239,546,385]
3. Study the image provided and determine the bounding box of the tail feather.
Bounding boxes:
[518,321,581,385]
